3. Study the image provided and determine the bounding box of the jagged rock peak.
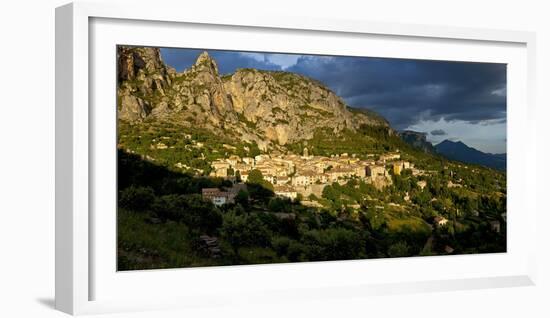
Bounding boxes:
[194,51,219,75]
[117,46,172,122]
[117,47,167,81]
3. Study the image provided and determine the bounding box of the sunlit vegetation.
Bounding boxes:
[118,144,506,270]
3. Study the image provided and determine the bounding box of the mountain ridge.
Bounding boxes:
[435,139,506,171]
[117,47,390,151]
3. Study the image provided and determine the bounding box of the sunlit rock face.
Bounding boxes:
[117,47,389,149]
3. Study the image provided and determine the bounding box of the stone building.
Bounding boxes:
[275,176,290,185]
[353,165,367,178]
[240,171,249,182]
[380,152,400,162]
[226,155,241,166]
[393,161,404,175]
[202,188,235,206]
[242,157,255,165]
[392,161,410,175]
[274,185,298,200]
[201,184,247,206]
[367,165,386,177]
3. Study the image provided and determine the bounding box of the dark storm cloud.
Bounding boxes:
[287,56,507,129]
[159,48,506,130]
[430,129,447,136]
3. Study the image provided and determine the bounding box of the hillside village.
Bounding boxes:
[204,148,431,207]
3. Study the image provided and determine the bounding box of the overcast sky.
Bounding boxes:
[161,48,507,154]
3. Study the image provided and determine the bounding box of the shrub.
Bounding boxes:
[268,197,291,212]
[152,194,222,234]
[221,211,271,254]
[119,186,156,211]
[387,241,409,258]
[301,228,364,261]
[272,236,291,256]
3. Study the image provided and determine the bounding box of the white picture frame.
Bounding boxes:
[55,1,537,315]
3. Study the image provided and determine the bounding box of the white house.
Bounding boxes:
[274,185,298,200]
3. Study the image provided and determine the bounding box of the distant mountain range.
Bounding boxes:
[397,131,506,171]
[434,140,506,171]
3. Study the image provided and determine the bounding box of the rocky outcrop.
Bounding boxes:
[117,46,173,122]
[118,95,151,122]
[223,68,382,145]
[117,47,390,149]
[170,51,236,126]
[399,130,435,153]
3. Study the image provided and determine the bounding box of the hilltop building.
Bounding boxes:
[367,165,387,177]
[274,185,298,200]
[202,188,234,206]
[201,184,247,206]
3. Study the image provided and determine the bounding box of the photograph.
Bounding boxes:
[116,45,507,271]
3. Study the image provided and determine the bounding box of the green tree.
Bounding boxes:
[268,197,289,212]
[301,228,365,261]
[271,236,291,256]
[235,189,250,208]
[119,186,156,211]
[221,211,271,255]
[227,167,235,176]
[248,169,264,184]
[387,241,409,257]
[152,194,222,234]
[287,240,306,262]
[246,169,274,197]
[235,170,241,182]
[364,206,386,230]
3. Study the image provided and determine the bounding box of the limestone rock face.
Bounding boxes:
[117,46,172,122]
[223,68,386,145]
[117,47,390,149]
[119,94,151,121]
[117,46,171,91]
[169,51,235,126]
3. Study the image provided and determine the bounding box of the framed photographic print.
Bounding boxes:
[56,2,537,315]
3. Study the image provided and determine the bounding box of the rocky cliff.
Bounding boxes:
[399,130,435,153]
[117,46,389,150]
